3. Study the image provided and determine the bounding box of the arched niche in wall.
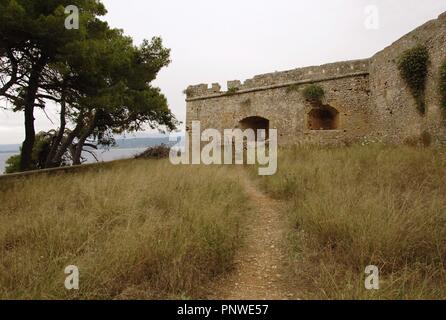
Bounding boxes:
[239,116,270,139]
[307,105,339,130]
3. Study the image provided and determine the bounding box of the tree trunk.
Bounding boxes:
[20,59,45,171]
[72,135,88,166]
[45,89,67,168]
[72,112,98,165]
[52,116,84,165]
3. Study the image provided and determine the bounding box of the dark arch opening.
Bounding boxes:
[239,116,270,139]
[308,105,339,130]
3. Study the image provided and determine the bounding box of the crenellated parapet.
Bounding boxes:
[185,59,370,99]
[185,83,221,98]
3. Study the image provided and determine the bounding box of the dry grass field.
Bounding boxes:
[1,144,445,300]
[0,160,250,299]
[253,144,446,299]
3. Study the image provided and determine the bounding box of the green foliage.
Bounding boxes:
[4,132,57,174]
[0,0,177,170]
[226,87,239,95]
[135,144,170,159]
[4,155,21,174]
[439,60,446,109]
[0,0,108,170]
[32,133,52,166]
[397,45,430,114]
[65,31,176,132]
[302,84,325,103]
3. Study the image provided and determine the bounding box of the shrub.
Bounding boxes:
[4,155,21,174]
[439,60,446,109]
[397,45,430,114]
[4,132,53,174]
[302,84,325,103]
[226,87,239,96]
[135,144,171,159]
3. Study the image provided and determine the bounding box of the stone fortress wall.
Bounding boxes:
[185,12,446,146]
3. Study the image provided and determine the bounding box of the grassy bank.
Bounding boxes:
[253,144,446,299]
[0,160,249,299]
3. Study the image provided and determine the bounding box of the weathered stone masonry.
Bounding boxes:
[185,12,446,145]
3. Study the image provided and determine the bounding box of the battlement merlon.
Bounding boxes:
[184,58,371,99]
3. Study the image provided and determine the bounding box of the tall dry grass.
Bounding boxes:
[254,144,446,299]
[0,160,249,299]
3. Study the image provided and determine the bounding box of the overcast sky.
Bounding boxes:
[1,0,446,144]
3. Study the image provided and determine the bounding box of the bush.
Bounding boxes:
[439,60,446,109]
[135,144,171,159]
[4,155,21,174]
[302,84,325,103]
[397,45,430,114]
[4,132,55,174]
